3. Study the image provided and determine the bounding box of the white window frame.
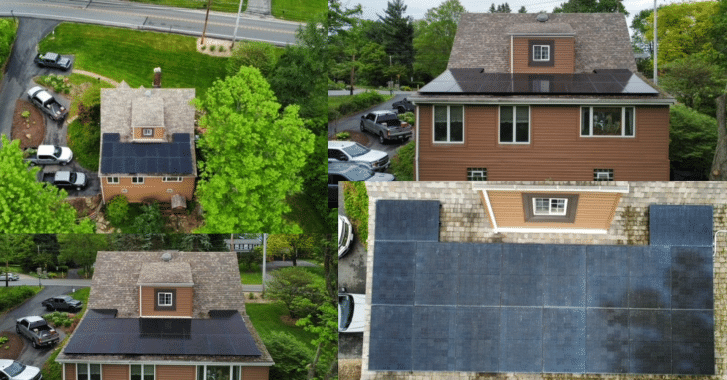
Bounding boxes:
[162,177,183,182]
[498,105,530,144]
[432,105,465,144]
[143,128,153,136]
[131,177,145,184]
[130,364,155,380]
[157,292,173,306]
[533,45,550,61]
[581,106,635,137]
[594,169,614,181]
[533,198,568,216]
[76,364,101,380]
[107,177,119,184]
[196,365,242,380]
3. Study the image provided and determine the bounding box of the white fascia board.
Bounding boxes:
[54,358,274,366]
[495,227,608,234]
[473,183,630,194]
[482,190,498,230]
[136,282,195,287]
[407,97,675,106]
[507,32,576,37]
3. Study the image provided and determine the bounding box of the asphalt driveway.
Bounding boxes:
[338,197,366,359]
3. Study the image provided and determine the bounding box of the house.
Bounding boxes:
[225,235,263,253]
[56,251,273,380]
[409,13,675,181]
[99,83,197,203]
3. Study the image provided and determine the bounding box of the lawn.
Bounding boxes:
[271,0,326,22]
[38,23,228,96]
[240,271,262,284]
[245,303,316,347]
[125,0,246,13]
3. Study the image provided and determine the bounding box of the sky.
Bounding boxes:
[347,0,696,30]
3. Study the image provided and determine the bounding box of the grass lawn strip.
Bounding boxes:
[245,303,316,347]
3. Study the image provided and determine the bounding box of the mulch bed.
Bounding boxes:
[339,359,362,380]
[0,331,24,360]
[11,100,45,149]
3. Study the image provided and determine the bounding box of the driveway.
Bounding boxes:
[337,200,366,359]
[0,284,88,369]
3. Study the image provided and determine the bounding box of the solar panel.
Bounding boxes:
[650,205,713,246]
[99,138,195,175]
[374,200,440,241]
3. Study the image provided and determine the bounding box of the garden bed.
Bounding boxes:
[10,99,45,149]
[0,332,24,360]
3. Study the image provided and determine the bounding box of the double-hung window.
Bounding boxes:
[131,364,155,380]
[158,292,172,306]
[533,45,550,61]
[581,106,634,137]
[433,105,463,143]
[533,198,567,216]
[131,177,145,184]
[76,364,101,380]
[499,106,529,143]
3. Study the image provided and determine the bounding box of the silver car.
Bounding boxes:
[339,290,366,333]
[338,215,354,258]
[0,273,19,281]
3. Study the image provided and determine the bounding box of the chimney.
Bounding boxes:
[153,67,162,88]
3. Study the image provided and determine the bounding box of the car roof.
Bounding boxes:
[21,316,45,323]
[327,141,357,149]
[0,359,16,370]
[43,52,59,60]
[328,162,374,180]
[370,110,396,115]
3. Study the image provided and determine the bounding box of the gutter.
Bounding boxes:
[407,97,676,106]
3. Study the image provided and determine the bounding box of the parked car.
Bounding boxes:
[0,360,42,380]
[40,171,88,191]
[24,145,73,166]
[27,86,67,121]
[41,295,83,312]
[328,141,390,172]
[16,316,60,348]
[0,273,19,281]
[360,110,412,144]
[328,161,395,208]
[392,97,415,114]
[338,215,354,258]
[338,289,366,333]
[34,52,72,70]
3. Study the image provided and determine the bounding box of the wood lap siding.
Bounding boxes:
[102,364,129,380]
[512,37,575,74]
[102,177,195,203]
[141,286,194,317]
[243,367,270,380]
[65,363,76,380]
[418,105,669,181]
[157,365,196,380]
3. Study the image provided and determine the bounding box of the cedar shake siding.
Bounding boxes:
[102,176,195,203]
[481,191,621,229]
[141,286,193,317]
[243,367,270,380]
[417,104,669,181]
[102,364,129,380]
[512,37,575,74]
[157,365,195,380]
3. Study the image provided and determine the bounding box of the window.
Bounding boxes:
[143,128,153,136]
[163,177,182,182]
[158,292,172,306]
[433,105,464,143]
[77,364,87,380]
[499,106,529,143]
[533,45,550,61]
[533,198,567,216]
[196,366,240,380]
[327,149,348,161]
[131,177,144,184]
[107,177,119,184]
[131,364,154,380]
[467,168,487,181]
[594,169,614,181]
[154,289,175,311]
[76,364,101,380]
[581,106,635,137]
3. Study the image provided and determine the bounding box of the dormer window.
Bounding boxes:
[155,289,176,311]
[533,45,549,61]
[143,128,153,136]
[528,40,554,67]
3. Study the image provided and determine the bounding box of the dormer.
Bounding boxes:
[507,14,576,74]
[131,94,166,142]
[136,252,194,318]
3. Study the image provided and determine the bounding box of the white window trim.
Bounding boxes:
[498,105,530,144]
[129,364,155,380]
[157,292,173,306]
[131,177,145,184]
[432,105,465,144]
[196,365,242,380]
[162,177,183,182]
[533,45,550,61]
[594,169,614,181]
[107,177,119,184]
[76,363,101,380]
[580,106,636,138]
[142,128,153,136]
[532,197,568,216]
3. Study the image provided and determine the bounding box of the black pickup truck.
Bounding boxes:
[41,295,83,311]
[40,171,87,190]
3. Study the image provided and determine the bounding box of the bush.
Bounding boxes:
[390,141,415,181]
[0,19,18,82]
[37,74,71,94]
[399,111,415,125]
[227,41,279,78]
[328,78,345,90]
[669,104,717,177]
[329,91,386,121]
[21,110,29,118]
[128,202,166,233]
[266,267,326,320]
[105,195,130,227]
[237,247,263,271]
[66,119,100,171]
[335,131,350,140]
[209,45,216,52]
[343,181,369,248]
[401,85,412,91]
[263,331,312,380]
[0,286,36,313]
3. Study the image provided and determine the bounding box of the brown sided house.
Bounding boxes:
[99,83,197,203]
[56,251,273,380]
[410,13,675,181]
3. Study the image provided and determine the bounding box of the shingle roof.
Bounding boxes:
[137,262,193,285]
[448,13,638,73]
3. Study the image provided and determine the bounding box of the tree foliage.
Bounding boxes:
[194,67,315,233]
[265,331,313,380]
[266,234,317,266]
[0,135,94,233]
[226,41,279,78]
[553,0,627,15]
[712,0,727,68]
[669,104,718,178]
[642,1,718,64]
[518,6,527,13]
[0,19,17,76]
[0,235,34,286]
[377,0,415,80]
[660,56,726,117]
[297,302,338,380]
[58,234,110,277]
[413,0,467,81]
[489,3,511,13]
[265,267,326,319]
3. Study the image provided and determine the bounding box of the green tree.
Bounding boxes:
[660,56,726,117]
[0,135,94,233]
[226,41,279,78]
[0,235,34,287]
[377,0,415,82]
[195,67,315,233]
[264,331,313,380]
[496,3,511,12]
[669,104,718,178]
[265,267,326,319]
[518,6,527,13]
[297,302,338,380]
[553,0,628,15]
[267,234,317,266]
[488,4,496,12]
[0,19,17,79]
[642,1,718,64]
[711,0,727,68]
[128,202,166,234]
[58,234,109,278]
[413,0,467,81]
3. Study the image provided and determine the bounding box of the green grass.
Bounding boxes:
[285,192,326,233]
[67,119,99,171]
[124,0,246,12]
[38,23,228,96]
[245,303,316,347]
[69,287,90,305]
[68,73,114,118]
[0,286,42,313]
[271,0,326,22]
[240,271,262,284]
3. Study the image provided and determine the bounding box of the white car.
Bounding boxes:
[338,215,354,258]
[339,291,366,333]
[0,360,42,380]
[328,141,390,172]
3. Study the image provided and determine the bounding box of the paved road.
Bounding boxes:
[0,0,300,46]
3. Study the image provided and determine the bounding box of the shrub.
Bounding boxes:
[266,267,326,320]
[330,90,386,120]
[335,131,350,140]
[669,104,717,177]
[263,331,312,380]
[209,45,216,52]
[343,181,369,247]
[105,195,130,227]
[201,45,207,51]
[66,119,100,171]
[237,247,262,271]
[227,41,279,78]
[248,292,256,300]
[218,46,226,52]
[400,85,412,91]
[390,141,415,181]
[0,337,8,345]
[129,202,166,233]
[0,286,36,313]
[37,74,71,94]
[399,111,415,125]
[21,110,29,118]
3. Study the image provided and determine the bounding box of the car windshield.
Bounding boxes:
[341,143,369,158]
[344,166,375,181]
[69,173,77,182]
[339,220,350,247]
[339,295,353,329]
[58,296,72,301]
[6,361,26,376]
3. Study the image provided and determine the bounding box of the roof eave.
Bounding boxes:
[408,96,676,106]
[507,32,576,37]
[136,282,195,287]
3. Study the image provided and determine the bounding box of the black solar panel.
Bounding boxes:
[650,205,713,247]
[64,311,261,356]
[374,200,440,241]
[99,133,194,175]
[369,202,714,375]
[420,69,659,95]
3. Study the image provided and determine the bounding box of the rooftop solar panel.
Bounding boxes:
[649,205,713,247]
[374,200,440,241]
[99,137,195,175]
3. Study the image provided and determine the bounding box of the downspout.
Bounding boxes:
[510,35,513,73]
[415,105,420,181]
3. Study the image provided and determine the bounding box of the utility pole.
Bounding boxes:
[653,0,658,85]
[201,0,212,45]
[350,53,355,96]
[231,0,244,49]
[262,234,267,296]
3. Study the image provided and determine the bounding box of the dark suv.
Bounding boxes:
[328,162,395,208]
[34,52,72,70]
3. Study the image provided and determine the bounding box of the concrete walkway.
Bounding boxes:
[72,69,120,87]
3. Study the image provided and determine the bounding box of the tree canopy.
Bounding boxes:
[642,1,718,64]
[194,67,315,233]
[413,0,467,81]
[489,3,511,13]
[553,0,628,15]
[377,0,415,80]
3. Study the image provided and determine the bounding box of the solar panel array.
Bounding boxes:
[369,201,714,374]
[419,69,659,95]
[64,310,261,357]
[100,133,194,175]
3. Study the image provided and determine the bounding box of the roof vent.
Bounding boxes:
[536,13,549,22]
[145,90,152,97]
[161,252,172,262]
